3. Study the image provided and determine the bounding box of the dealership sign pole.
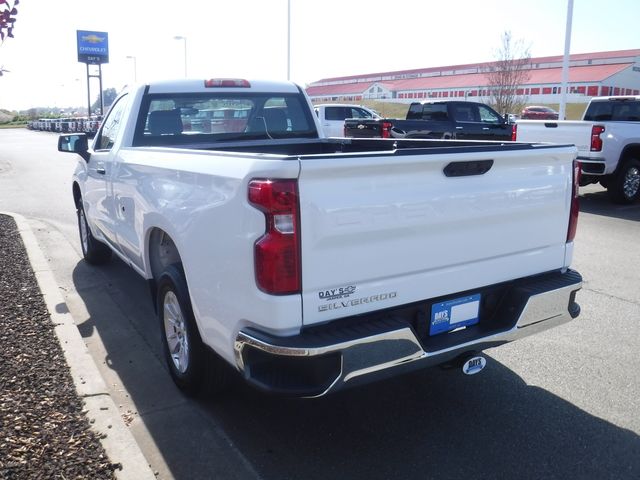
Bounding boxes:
[76,30,109,117]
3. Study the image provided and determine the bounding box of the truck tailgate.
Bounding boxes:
[298,145,577,325]
[516,120,594,155]
[344,119,382,138]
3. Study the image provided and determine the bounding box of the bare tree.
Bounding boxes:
[485,31,531,116]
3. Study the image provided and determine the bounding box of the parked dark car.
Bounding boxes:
[344,101,515,141]
[521,106,559,120]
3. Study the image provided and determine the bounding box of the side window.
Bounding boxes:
[453,105,476,122]
[612,101,640,121]
[421,104,449,121]
[96,95,128,150]
[583,102,612,121]
[478,105,502,124]
[406,103,423,120]
[628,102,640,121]
[325,107,346,121]
[351,108,372,119]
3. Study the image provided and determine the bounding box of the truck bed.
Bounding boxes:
[161,137,549,156]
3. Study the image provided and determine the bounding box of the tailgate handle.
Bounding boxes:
[443,160,494,177]
[544,122,559,128]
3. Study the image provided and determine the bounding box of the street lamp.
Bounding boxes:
[126,55,137,82]
[173,35,187,78]
[126,55,138,83]
[287,0,291,80]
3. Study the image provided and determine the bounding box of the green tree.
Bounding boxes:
[91,88,118,114]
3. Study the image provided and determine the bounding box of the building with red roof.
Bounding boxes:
[306,49,640,106]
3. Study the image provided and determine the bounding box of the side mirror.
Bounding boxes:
[58,133,90,162]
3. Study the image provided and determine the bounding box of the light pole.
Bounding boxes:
[287,0,291,80]
[173,35,187,78]
[559,0,574,120]
[126,55,137,82]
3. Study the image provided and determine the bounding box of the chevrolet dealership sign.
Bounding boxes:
[77,30,109,64]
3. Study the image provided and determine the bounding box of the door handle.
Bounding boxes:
[456,126,464,129]
[482,127,490,130]
[96,168,106,175]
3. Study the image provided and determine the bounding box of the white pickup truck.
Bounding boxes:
[515,96,640,204]
[313,103,379,137]
[58,78,582,397]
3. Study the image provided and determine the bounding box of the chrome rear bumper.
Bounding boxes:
[234,270,582,397]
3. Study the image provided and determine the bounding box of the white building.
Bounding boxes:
[306,49,640,105]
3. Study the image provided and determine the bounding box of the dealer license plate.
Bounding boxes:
[429,293,481,336]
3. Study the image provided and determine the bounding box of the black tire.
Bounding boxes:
[157,264,230,396]
[77,202,112,264]
[607,159,640,204]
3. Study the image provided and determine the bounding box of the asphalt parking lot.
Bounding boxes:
[1,129,639,480]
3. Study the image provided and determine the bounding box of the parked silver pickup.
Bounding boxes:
[515,96,640,204]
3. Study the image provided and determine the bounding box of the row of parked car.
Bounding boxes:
[27,116,103,136]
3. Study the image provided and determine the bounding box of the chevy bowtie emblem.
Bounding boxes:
[357,124,365,129]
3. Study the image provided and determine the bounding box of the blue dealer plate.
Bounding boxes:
[430,293,481,336]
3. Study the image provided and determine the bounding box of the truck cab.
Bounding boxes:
[344,101,514,141]
[314,103,379,137]
[404,101,514,141]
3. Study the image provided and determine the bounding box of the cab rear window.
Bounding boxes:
[133,92,317,146]
[584,100,640,121]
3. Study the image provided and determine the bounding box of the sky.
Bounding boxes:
[0,0,638,111]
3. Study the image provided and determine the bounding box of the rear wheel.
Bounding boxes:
[157,264,230,396]
[77,202,111,264]
[607,159,640,204]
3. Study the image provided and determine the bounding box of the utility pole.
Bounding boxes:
[174,36,188,78]
[287,0,291,80]
[559,0,574,120]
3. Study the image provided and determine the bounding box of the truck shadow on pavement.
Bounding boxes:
[580,189,640,221]
[209,365,640,480]
[72,259,640,480]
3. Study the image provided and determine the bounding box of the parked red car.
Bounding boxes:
[521,106,559,120]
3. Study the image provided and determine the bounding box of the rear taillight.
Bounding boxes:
[567,160,580,242]
[590,125,605,152]
[381,121,393,139]
[248,179,301,295]
[511,123,518,141]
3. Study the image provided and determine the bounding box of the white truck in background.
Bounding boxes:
[313,103,379,137]
[57,78,582,398]
[515,96,640,204]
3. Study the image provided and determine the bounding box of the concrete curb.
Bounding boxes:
[5,212,156,480]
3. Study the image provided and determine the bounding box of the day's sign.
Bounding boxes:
[77,30,109,65]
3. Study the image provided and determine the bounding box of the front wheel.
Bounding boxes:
[157,264,230,396]
[77,202,111,264]
[607,159,640,204]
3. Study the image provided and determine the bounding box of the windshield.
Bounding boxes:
[133,92,318,146]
